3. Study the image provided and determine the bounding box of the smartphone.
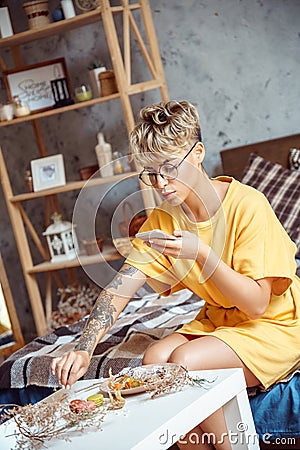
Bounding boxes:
[135,229,177,240]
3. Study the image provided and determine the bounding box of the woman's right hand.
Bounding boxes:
[51,350,91,389]
[50,265,146,390]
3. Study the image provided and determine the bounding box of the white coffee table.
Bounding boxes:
[0,368,259,449]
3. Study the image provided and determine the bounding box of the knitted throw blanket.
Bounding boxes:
[0,289,203,389]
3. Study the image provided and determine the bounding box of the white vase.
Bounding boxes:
[89,67,107,97]
[61,0,76,19]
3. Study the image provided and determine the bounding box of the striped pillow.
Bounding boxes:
[241,153,300,258]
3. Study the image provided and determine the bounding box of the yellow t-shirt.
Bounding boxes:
[126,177,300,388]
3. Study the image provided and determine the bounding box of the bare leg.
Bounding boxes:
[144,332,260,386]
[143,332,189,365]
[144,333,260,450]
[176,409,231,450]
[177,424,214,450]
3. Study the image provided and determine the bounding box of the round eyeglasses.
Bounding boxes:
[139,141,198,187]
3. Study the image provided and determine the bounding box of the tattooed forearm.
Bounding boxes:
[75,291,117,355]
[106,265,139,290]
[75,265,140,355]
[119,266,139,276]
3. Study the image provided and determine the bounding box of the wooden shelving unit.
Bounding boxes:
[0,0,169,336]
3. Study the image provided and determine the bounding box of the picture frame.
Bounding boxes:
[31,154,66,192]
[3,58,72,113]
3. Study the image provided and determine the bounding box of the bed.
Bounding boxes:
[220,133,300,277]
[1,133,300,448]
[221,133,300,449]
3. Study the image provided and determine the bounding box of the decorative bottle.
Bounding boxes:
[95,132,114,177]
[113,151,124,174]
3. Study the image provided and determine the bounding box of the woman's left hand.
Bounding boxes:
[145,230,205,260]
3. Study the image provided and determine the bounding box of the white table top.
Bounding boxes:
[0,368,253,450]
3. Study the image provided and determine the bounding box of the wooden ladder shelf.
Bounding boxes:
[0,0,169,336]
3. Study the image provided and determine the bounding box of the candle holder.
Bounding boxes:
[75,84,93,102]
[50,77,74,108]
[43,212,78,262]
[13,96,31,117]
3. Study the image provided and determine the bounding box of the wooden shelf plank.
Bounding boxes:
[0,5,141,49]
[10,172,138,202]
[0,10,102,49]
[0,93,120,127]
[27,246,122,274]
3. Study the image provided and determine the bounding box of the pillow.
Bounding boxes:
[241,153,300,259]
[289,148,300,171]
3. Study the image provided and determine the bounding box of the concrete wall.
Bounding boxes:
[0,0,299,341]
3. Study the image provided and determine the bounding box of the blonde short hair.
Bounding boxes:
[129,100,202,165]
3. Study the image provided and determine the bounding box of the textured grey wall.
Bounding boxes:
[0,0,299,340]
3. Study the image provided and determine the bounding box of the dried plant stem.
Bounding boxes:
[1,395,110,450]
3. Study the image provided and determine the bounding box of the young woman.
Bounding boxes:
[52,101,300,449]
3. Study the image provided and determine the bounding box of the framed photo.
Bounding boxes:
[31,154,66,192]
[3,58,72,113]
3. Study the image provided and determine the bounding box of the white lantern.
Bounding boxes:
[43,212,78,262]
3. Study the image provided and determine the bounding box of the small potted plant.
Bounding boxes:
[88,60,106,97]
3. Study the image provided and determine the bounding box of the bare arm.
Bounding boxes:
[147,232,273,319]
[196,243,273,319]
[51,264,146,388]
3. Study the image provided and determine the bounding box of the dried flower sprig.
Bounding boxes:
[143,365,216,399]
[51,284,100,328]
[1,392,109,450]
[144,364,189,398]
[107,364,216,400]
[190,374,217,388]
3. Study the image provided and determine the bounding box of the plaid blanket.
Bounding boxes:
[0,289,203,389]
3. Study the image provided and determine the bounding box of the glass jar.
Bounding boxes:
[75,84,93,102]
[113,151,124,174]
[13,96,30,117]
